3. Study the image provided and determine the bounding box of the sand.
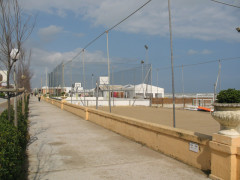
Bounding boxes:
[98,106,220,136]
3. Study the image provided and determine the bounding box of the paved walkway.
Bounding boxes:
[27,97,210,180]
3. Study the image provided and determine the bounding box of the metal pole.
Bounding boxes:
[141,61,144,98]
[82,49,86,106]
[96,80,99,109]
[181,65,185,108]
[46,68,48,94]
[106,31,111,112]
[41,76,42,94]
[56,66,58,96]
[214,60,221,101]
[157,69,159,97]
[92,74,94,90]
[151,64,152,98]
[71,61,73,104]
[168,0,176,128]
[14,64,17,127]
[62,63,64,93]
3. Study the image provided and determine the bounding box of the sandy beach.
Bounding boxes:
[98,106,220,136]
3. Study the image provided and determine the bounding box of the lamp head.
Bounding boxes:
[10,48,20,61]
[236,27,240,32]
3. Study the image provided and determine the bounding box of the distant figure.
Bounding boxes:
[38,93,41,102]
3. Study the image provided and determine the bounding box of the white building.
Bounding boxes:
[123,83,164,98]
[0,70,7,86]
[96,83,164,99]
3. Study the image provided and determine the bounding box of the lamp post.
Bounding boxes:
[10,48,20,127]
[141,60,144,98]
[144,45,148,65]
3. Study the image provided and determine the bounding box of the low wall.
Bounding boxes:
[87,108,211,170]
[43,96,211,171]
[67,98,150,107]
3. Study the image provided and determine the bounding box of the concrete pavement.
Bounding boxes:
[27,97,210,180]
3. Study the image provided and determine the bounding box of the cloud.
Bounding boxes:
[201,49,212,55]
[74,33,85,38]
[187,49,198,55]
[38,25,64,42]
[21,0,240,42]
[187,49,212,55]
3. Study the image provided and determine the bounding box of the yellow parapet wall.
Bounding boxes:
[43,97,240,180]
[87,107,211,171]
[42,96,211,171]
[42,96,240,179]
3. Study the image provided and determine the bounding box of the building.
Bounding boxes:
[96,83,164,99]
[0,70,7,87]
[122,83,164,98]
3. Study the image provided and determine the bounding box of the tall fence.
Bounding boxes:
[48,62,152,98]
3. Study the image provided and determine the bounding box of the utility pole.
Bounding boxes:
[46,68,48,94]
[62,63,64,93]
[214,60,221,101]
[141,60,144,98]
[82,49,86,106]
[41,76,42,94]
[181,65,185,108]
[156,68,159,97]
[96,80,99,109]
[168,0,176,128]
[106,31,111,112]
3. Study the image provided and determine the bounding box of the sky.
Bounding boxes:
[19,0,240,93]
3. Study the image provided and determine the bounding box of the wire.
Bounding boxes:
[156,56,240,71]
[107,0,152,32]
[209,0,240,8]
[63,0,152,66]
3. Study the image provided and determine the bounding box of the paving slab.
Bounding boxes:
[27,97,210,180]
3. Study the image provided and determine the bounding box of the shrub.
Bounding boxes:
[0,117,22,179]
[0,92,5,98]
[217,89,240,103]
[0,94,29,180]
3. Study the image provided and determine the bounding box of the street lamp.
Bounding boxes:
[144,45,148,64]
[141,60,144,98]
[236,27,240,32]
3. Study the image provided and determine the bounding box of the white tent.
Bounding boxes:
[123,83,164,98]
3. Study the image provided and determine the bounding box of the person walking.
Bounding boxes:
[38,93,41,102]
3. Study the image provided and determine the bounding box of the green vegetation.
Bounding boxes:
[0,92,5,98]
[0,95,29,180]
[217,89,240,103]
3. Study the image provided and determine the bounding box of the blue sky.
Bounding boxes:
[20,0,240,93]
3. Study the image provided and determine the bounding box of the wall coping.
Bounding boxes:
[44,97,211,145]
[87,107,211,145]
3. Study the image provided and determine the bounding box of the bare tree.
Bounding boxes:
[16,49,33,92]
[0,0,35,121]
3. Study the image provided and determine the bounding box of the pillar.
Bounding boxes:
[209,133,240,180]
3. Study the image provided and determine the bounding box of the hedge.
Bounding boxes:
[0,94,29,180]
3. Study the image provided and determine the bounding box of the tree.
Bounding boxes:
[16,50,33,92]
[0,0,34,121]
